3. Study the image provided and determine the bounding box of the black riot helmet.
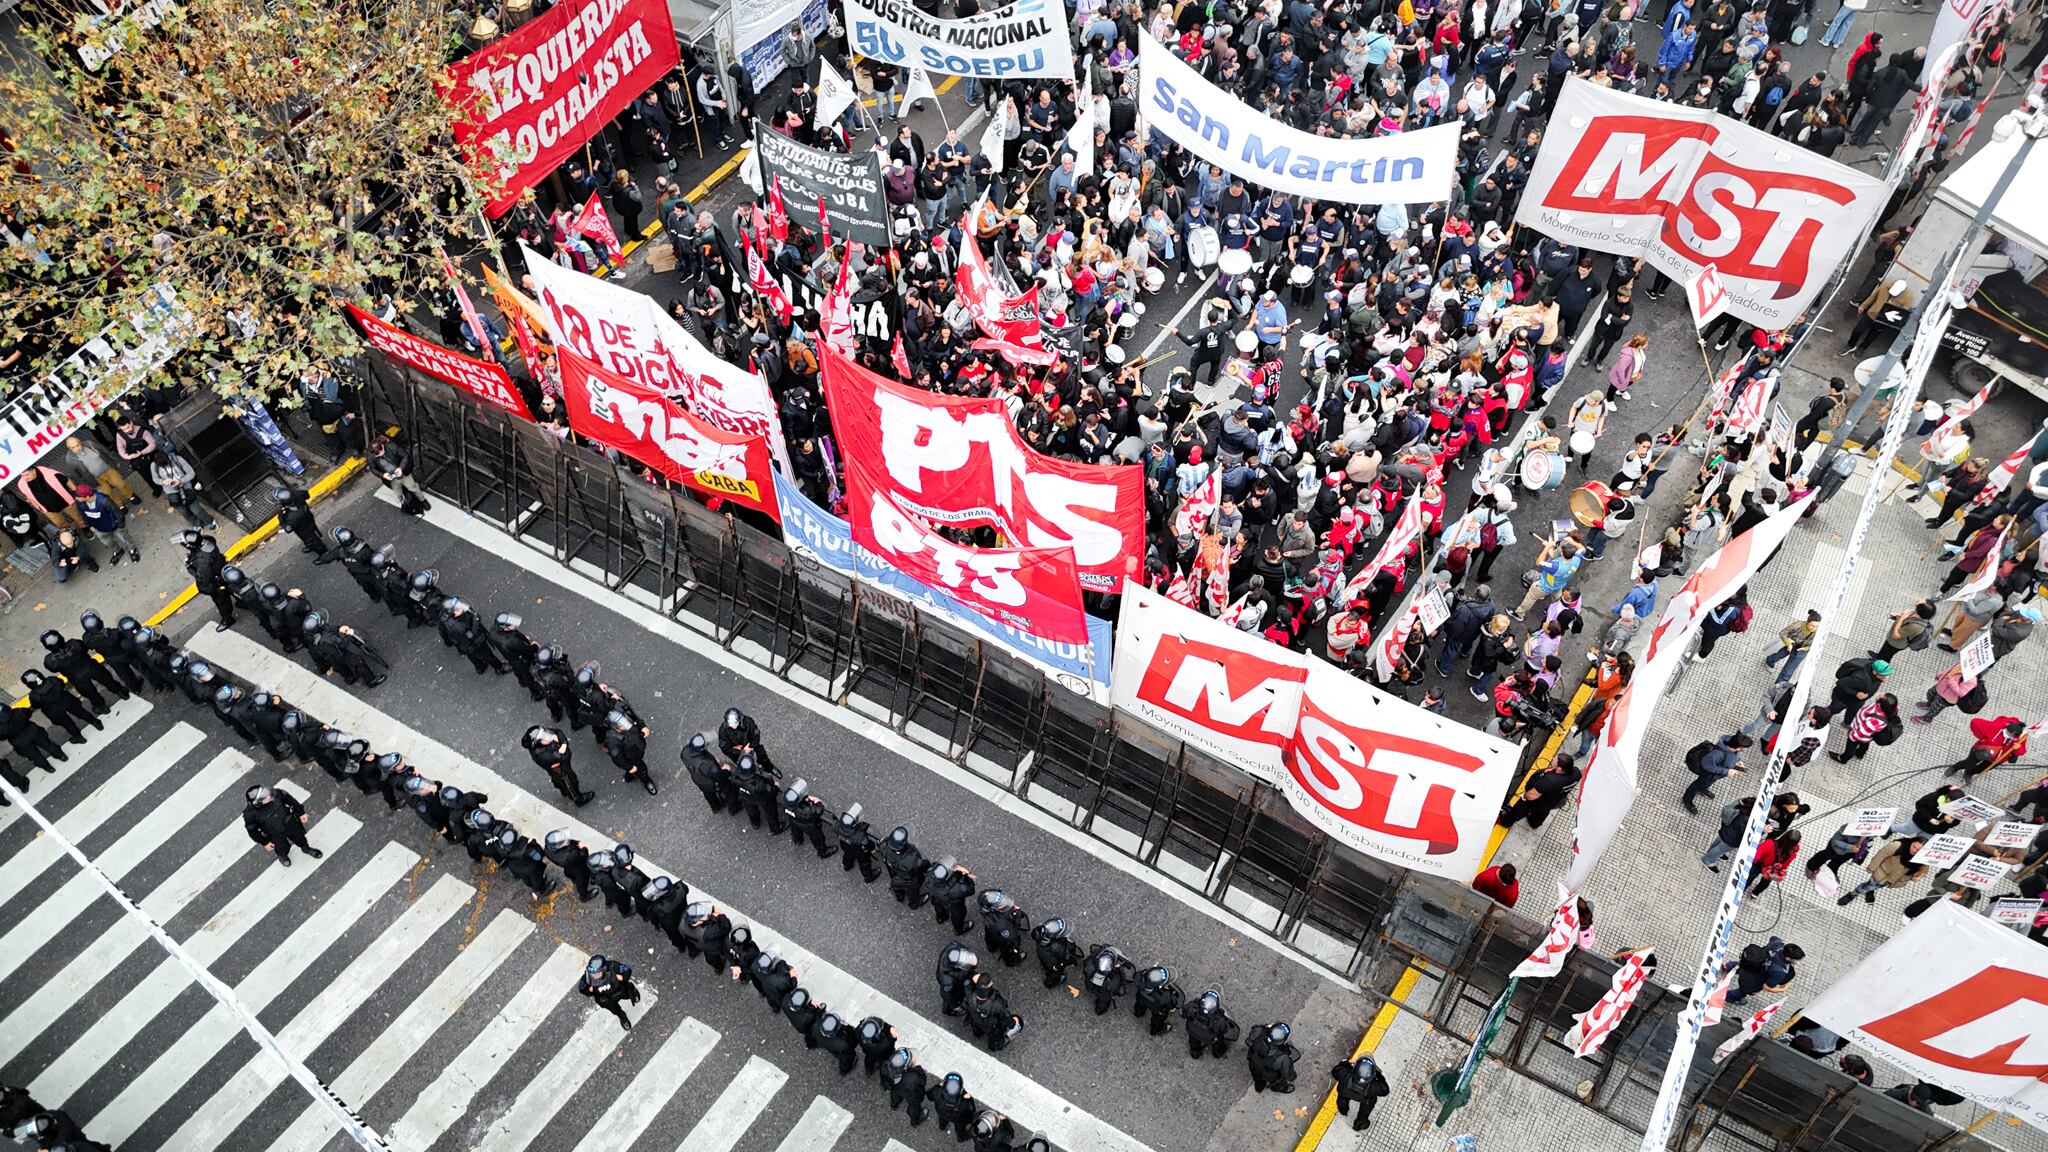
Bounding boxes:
[250,690,273,709]
[409,570,437,597]
[688,732,708,751]
[246,784,274,804]
[1039,917,1068,939]
[686,901,714,923]
[859,1018,883,1042]
[534,646,558,667]
[495,612,521,631]
[38,630,60,650]
[606,710,632,732]
[464,808,494,830]
[79,611,103,631]
[440,785,463,806]
[221,564,246,586]
[375,752,405,774]
[346,738,370,759]
[586,954,607,976]
[213,683,239,705]
[888,826,909,847]
[404,774,432,795]
[443,597,469,617]
[115,615,139,633]
[370,546,395,570]
[575,661,599,687]
[977,890,1006,912]
[302,612,325,634]
[734,754,756,778]
[333,526,356,546]
[838,805,863,830]
[613,843,634,866]
[545,829,571,851]
[941,1073,964,1098]
[729,925,751,947]
[645,876,671,899]
[886,1048,913,1073]
[281,710,304,733]
[1199,987,1220,1012]
[1269,1022,1292,1043]
[723,707,743,729]
[975,1114,998,1138]
[258,581,283,602]
[818,1012,841,1035]
[786,988,810,1010]
[1141,966,1170,988]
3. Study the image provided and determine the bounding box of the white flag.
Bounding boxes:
[1713,1001,1783,1064]
[902,66,938,112]
[1564,950,1652,1058]
[1064,66,1094,175]
[816,59,856,130]
[1509,886,1582,979]
[979,102,1011,173]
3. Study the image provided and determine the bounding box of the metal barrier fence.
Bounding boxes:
[364,360,2007,1152]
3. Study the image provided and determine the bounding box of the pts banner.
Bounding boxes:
[560,352,780,520]
[1515,77,1885,330]
[445,0,680,216]
[1111,583,1517,880]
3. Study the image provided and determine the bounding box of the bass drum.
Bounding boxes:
[1521,450,1567,491]
[1187,225,1221,268]
[1218,248,1253,278]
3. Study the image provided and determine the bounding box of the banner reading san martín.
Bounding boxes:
[444,0,680,216]
[1137,33,1459,205]
[847,0,1075,80]
[752,128,890,247]
[560,351,780,520]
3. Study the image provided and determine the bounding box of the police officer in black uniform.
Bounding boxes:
[749,949,798,1011]
[682,733,735,814]
[1181,986,1239,1059]
[332,528,383,602]
[1083,944,1135,1015]
[405,569,445,631]
[180,658,222,711]
[971,1110,1017,1152]
[965,973,1023,1051]
[733,754,783,832]
[1133,965,1184,1036]
[39,630,126,712]
[302,613,387,686]
[497,826,555,896]
[1330,1054,1390,1131]
[533,646,574,723]
[578,955,639,1030]
[837,806,881,881]
[603,711,658,795]
[882,826,926,905]
[0,704,64,772]
[929,1073,977,1141]
[221,567,266,639]
[682,902,735,972]
[723,924,760,981]
[404,775,448,836]
[925,859,976,932]
[544,829,598,901]
[461,806,508,861]
[274,485,324,555]
[185,531,235,630]
[782,780,835,857]
[611,842,650,911]
[1032,917,1084,989]
[977,891,1029,966]
[440,783,488,844]
[935,941,979,1017]
[812,1012,858,1075]
[856,1017,898,1074]
[77,613,146,695]
[639,875,690,948]
[0,757,33,807]
[22,671,96,743]
[717,706,777,774]
[242,785,321,867]
[882,1049,931,1125]
[486,614,541,697]
[523,725,594,806]
[256,583,305,653]
[440,599,504,674]
[373,546,412,620]
[19,1108,111,1152]
[125,623,178,693]
[241,692,292,764]
[1247,1021,1300,1092]
[312,730,358,785]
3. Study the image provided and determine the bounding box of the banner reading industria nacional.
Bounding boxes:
[846,0,1075,80]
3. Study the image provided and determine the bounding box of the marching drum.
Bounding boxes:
[1521,450,1567,491]
[1288,264,1314,286]
[1142,267,1166,294]
[1235,329,1259,354]
[1188,225,1221,268]
[1570,481,1619,526]
[1569,430,1596,458]
[1106,345,1128,365]
[1218,249,1253,278]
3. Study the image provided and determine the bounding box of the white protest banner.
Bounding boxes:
[979,100,1012,172]
[1138,33,1459,205]
[1991,897,2042,928]
[753,127,890,246]
[1845,807,1898,837]
[0,281,187,485]
[1989,822,2041,850]
[1511,887,1583,979]
[1954,854,2016,889]
[1416,585,1454,634]
[1516,77,1886,331]
[1685,262,1729,329]
[1945,524,2008,603]
[1962,630,1998,679]
[847,0,1075,80]
[1806,901,2048,1132]
[1111,581,1307,777]
[520,247,788,467]
[1914,833,1977,868]
[731,0,830,92]
[1767,405,1794,456]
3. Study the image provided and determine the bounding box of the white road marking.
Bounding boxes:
[192,629,1162,1152]
[0,696,153,834]
[156,874,474,1152]
[385,942,589,1151]
[88,840,416,1145]
[568,1017,720,1152]
[0,723,204,911]
[0,748,247,987]
[261,909,533,1152]
[474,987,659,1152]
[28,809,359,1104]
[881,1140,918,1152]
[371,483,1335,988]
[770,1097,854,1152]
[673,1056,788,1152]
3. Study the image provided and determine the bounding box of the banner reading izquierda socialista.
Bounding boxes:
[1136,32,1460,205]
[443,0,680,216]
[846,0,1075,79]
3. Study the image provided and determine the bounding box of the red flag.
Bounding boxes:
[821,251,856,357]
[766,178,791,242]
[440,254,496,356]
[1977,444,2031,506]
[817,195,832,251]
[890,333,912,378]
[573,193,625,265]
[1510,885,1583,979]
[1564,950,1653,1057]
[745,214,793,325]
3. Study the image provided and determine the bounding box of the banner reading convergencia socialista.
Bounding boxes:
[847,0,1075,80]
[444,0,680,216]
[1136,32,1460,205]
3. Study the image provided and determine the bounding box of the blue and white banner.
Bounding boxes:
[1137,32,1459,205]
[732,0,830,93]
[773,471,1111,700]
[848,0,1075,80]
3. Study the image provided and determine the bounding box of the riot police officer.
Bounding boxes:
[723,923,759,981]
[935,941,979,1017]
[882,1050,931,1125]
[405,569,444,631]
[1247,1022,1300,1092]
[0,757,32,806]
[404,775,447,836]
[837,806,881,881]
[1083,945,1135,1015]
[812,1012,857,1075]
[783,989,824,1043]
[523,725,593,806]
[782,780,835,857]
[1134,966,1184,1036]
[303,613,386,686]
[1181,986,1239,1059]
[187,532,234,630]
[929,1073,977,1141]
[717,706,776,774]
[486,614,540,696]
[639,875,690,948]
[925,860,976,933]
[497,827,555,897]
[242,784,320,867]
[0,704,64,772]
[882,826,926,905]
[127,625,178,693]
[277,587,316,650]
[1032,917,1085,989]
[965,973,1023,1051]
[461,806,508,861]
[733,754,783,832]
[256,583,305,653]
[38,630,125,712]
[971,1109,1018,1152]
[373,545,412,620]
[681,902,734,972]
[603,711,658,795]
[856,1017,898,1074]
[749,949,798,1012]
[365,752,407,810]
[274,485,324,554]
[19,1108,111,1152]
[611,842,649,909]
[440,784,488,844]
[312,731,358,785]
[682,733,735,814]
[180,658,223,710]
[977,891,1029,966]
[440,599,504,674]
[1330,1054,1390,1131]
[242,692,293,765]
[543,830,598,901]
[77,613,145,695]
[221,566,263,629]
[578,955,639,1030]
[213,684,280,755]
[333,527,383,603]
[533,646,574,723]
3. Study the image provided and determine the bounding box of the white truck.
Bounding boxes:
[1880,129,2048,402]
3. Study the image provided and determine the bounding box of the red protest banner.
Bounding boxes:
[346,304,533,420]
[559,350,780,520]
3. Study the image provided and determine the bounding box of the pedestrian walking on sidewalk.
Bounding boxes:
[1836,836,1927,906]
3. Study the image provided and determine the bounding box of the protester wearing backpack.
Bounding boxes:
[1682,732,1751,814]
[1692,592,1752,663]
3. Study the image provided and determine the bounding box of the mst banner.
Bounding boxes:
[346,304,533,420]
[819,348,1143,593]
[847,0,1075,80]
[1806,901,2048,1132]
[775,471,1112,700]
[1110,583,1517,879]
[1515,77,1886,330]
[1137,33,1459,205]
[445,0,680,216]
[561,352,780,519]
[753,128,891,247]
[520,246,789,467]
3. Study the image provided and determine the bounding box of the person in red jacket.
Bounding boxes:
[1948,717,2030,782]
[1472,862,1519,908]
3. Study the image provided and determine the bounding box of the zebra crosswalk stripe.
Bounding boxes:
[155,874,476,1152]
[260,909,534,1152]
[87,840,419,1146]
[673,1056,789,1152]
[0,696,153,835]
[567,1017,721,1152]
[27,809,360,1105]
[0,723,203,912]
[881,1140,919,1152]
[0,748,247,990]
[770,1096,855,1152]
[384,942,590,1152]
[474,984,660,1152]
